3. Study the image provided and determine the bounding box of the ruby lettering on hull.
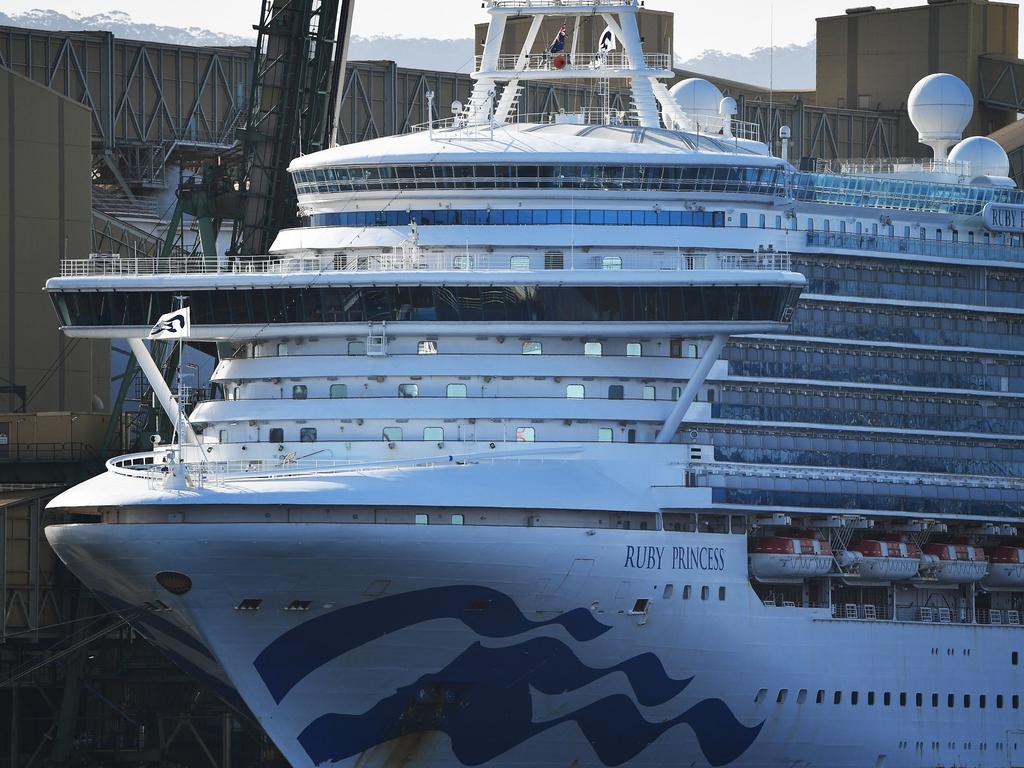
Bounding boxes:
[624,545,726,571]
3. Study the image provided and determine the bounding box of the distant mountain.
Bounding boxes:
[0,9,816,87]
[678,42,816,90]
[0,9,254,47]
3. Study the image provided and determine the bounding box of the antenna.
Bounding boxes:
[769,4,774,147]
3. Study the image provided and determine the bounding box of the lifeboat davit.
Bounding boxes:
[922,543,988,583]
[849,539,921,580]
[749,537,833,580]
[982,547,1024,589]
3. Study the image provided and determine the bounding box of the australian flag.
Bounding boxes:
[549,23,567,54]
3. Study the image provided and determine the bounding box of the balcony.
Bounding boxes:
[806,230,1024,265]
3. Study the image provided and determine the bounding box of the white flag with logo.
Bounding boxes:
[599,26,617,53]
[148,307,191,340]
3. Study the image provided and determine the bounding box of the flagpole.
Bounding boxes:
[174,294,187,464]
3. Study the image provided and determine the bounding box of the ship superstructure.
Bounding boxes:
[42,2,1024,767]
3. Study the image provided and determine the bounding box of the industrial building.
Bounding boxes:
[1,0,1023,765]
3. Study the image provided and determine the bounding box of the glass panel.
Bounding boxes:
[602,255,622,270]
[626,342,642,357]
[566,384,585,399]
[423,427,444,441]
[598,428,614,442]
[299,427,317,442]
[584,342,602,356]
[330,384,348,398]
[642,385,656,400]
[451,513,464,525]
[398,384,419,398]
[515,426,535,442]
[417,340,438,354]
[415,513,429,525]
[292,385,308,399]
[348,341,366,355]
[608,385,624,400]
[447,383,468,398]
[522,341,542,355]
[383,426,403,441]
[510,255,531,270]
[277,343,288,356]
[269,427,284,443]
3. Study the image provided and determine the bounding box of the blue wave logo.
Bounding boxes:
[254,585,762,766]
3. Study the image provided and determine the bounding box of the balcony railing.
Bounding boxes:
[476,51,672,74]
[806,230,1024,265]
[59,249,792,278]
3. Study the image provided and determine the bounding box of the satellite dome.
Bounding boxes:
[907,73,973,158]
[669,78,724,126]
[949,136,1011,178]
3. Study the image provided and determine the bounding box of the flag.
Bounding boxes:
[549,23,567,54]
[148,307,191,340]
[599,26,616,53]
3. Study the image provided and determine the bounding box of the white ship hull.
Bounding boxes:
[47,521,1024,768]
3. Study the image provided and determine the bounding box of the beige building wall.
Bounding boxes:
[817,0,1018,157]
[0,66,108,414]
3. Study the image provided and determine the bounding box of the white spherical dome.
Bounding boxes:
[908,73,973,140]
[669,78,724,119]
[949,136,1011,178]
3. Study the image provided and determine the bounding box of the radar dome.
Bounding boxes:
[949,136,1011,178]
[908,73,973,159]
[669,78,724,127]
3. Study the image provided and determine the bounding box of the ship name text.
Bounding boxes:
[624,545,726,571]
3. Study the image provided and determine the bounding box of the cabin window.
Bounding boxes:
[739,213,748,228]
[776,689,787,703]
[730,515,745,534]
[566,385,585,399]
[231,386,240,401]
[451,514,464,525]
[602,255,622,270]
[997,695,1004,708]
[608,385,624,400]
[980,695,986,709]
[299,427,317,442]
[685,343,697,358]
[834,691,842,705]
[682,585,692,600]
[1013,695,1020,709]
[598,428,614,443]
[522,341,542,355]
[447,383,468,398]
[417,340,438,354]
[718,586,726,601]
[642,385,656,400]
[851,691,858,706]
[916,693,923,707]
[330,384,348,398]
[700,586,709,601]
[453,254,473,270]
[671,386,682,401]
[964,695,971,708]
[755,688,768,703]
[383,427,403,442]
[626,342,642,357]
[292,385,308,399]
[415,514,429,525]
[759,214,766,229]
[815,690,825,704]
[515,427,535,442]
[277,343,289,356]
[269,427,284,443]
[932,694,939,707]
[510,255,530,270]
[867,692,875,705]
[398,383,419,398]
[947,694,954,708]
[1013,651,1018,666]
[218,429,229,443]
[423,427,444,442]
[699,514,728,534]
[584,341,602,356]
[627,429,636,443]
[348,341,366,355]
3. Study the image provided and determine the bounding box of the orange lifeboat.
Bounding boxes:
[982,547,1024,589]
[849,539,921,580]
[922,543,988,583]
[749,537,833,580]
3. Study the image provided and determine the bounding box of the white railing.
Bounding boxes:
[60,249,792,277]
[476,51,672,73]
[818,158,972,178]
[486,1,642,10]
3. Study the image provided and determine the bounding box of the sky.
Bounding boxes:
[7,0,1020,60]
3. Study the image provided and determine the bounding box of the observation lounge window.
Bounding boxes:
[417,340,438,354]
[300,427,317,442]
[608,385,624,400]
[516,427,535,442]
[522,341,542,355]
[447,383,468,398]
[348,341,366,355]
[383,427,403,442]
[566,385,585,399]
[602,255,622,270]
[584,342,602,357]
[269,427,284,443]
[598,428,614,442]
[398,384,419,398]
[423,427,444,441]
[330,384,348,398]
[626,343,642,357]
[510,256,530,271]
[292,385,308,399]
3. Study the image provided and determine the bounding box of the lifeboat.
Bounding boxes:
[849,539,921,580]
[982,547,1024,589]
[749,537,833,580]
[922,543,988,583]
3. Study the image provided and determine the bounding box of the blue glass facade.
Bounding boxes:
[306,208,725,228]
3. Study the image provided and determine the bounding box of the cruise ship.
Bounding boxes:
[42,2,1024,766]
